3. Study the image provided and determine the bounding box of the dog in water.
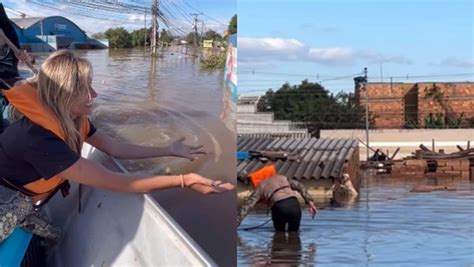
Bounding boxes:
[331,173,358,206]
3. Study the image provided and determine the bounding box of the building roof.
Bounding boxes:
[238,132,312,138]
[11,17,46,29]
[11,16,86,34]
[237,137,358,182]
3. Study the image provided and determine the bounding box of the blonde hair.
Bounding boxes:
[10,50,92,152]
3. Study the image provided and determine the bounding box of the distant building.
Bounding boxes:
[202,39,213,48]
[355,80,474,129]
[237,95,309,135]
[10,16,107,52]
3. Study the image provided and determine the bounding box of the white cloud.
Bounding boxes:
[239,37,306,62]
[309,47,354,64]
[239,37,413,67]
[439,57,474,68]
[358,51,412,64]
[240,37,305,52]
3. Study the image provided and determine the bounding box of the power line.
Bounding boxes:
[182,1,228,26]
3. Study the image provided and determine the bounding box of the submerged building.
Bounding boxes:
[237,95,309,135]
[10,16,107,52]
[355,80,474,129]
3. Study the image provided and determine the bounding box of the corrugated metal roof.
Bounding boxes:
[237,137,358,181]
[11,17,46,29]
[238,132,312,139]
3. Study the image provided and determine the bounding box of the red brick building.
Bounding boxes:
[355,81,474,129]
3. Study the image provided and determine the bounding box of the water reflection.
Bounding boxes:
[239,232,316,266]
[238,177,474,266]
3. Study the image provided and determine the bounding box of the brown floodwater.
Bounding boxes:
[33,48,236,266]
[238,175,474,266]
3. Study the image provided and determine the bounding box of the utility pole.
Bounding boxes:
[151,0,158,56]
[364,67,369,161]
[143,8,147,52]
[190,13,202,55]
[379,62,383,82]
[144,9,147,50]
[201,20,204,44]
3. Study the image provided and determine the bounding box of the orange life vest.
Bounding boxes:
[3,83,90,203]
[248,164,277,188]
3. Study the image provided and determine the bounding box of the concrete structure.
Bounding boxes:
[11,16,107,52]
[320,129,474,160]
[355,81,474,129]
[237,96,308,135]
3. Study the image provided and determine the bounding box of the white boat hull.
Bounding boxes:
[44,143,215,266]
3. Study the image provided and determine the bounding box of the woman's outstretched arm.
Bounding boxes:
[58,157,225,194]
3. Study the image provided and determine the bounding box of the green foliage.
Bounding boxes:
[130,28,150,47]
[104,27,132,48]
[424,113,445,128]
[468,117,474,127]
[424,112,466,128]
[403,118,418,129]
[199,53,226,71]
[262,80,373,129]
[228,15,237,34]
[159,29,173,44]
[185,32,200,45]
[203,30,222,41]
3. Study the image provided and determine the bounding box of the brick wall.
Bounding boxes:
[390,159,471,179]
[391,159,427,177]
[357,82,474,129]
[417,83,474,127]
[435,159,470,179]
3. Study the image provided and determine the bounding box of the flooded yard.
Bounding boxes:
[238,176,474,266]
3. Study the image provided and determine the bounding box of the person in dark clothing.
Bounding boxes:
[0,3,32,133]
[238,165,317,232]
[0,3,32,87]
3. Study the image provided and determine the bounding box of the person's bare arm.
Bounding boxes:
[58,157,222,194]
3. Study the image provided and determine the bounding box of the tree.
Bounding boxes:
[228,14,237,34]
[104,27,132,48]
[130,28,149,47]
[185,32,200,45]
[159,29,173,44]
[262,80,373,129]
[203,30,222,41]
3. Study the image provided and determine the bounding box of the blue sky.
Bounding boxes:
[238,0,473,95]
[3,0,235,35]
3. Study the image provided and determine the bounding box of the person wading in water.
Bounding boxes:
[238,165,317,232]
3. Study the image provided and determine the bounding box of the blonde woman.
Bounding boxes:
[0,50,233,242]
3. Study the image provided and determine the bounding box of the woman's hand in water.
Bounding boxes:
[308,201,317,219]
[184,173,235,194]
[168,137,207,160]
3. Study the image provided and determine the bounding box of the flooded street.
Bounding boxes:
[35,48,236,266]
[238,177,474,266]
